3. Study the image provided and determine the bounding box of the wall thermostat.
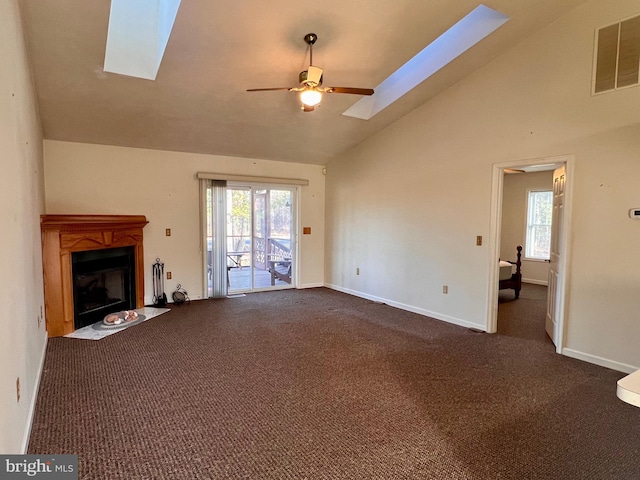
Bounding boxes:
[629,209,640,218]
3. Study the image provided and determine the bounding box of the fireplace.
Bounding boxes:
[72,246,136,330]
[41,215,148,337]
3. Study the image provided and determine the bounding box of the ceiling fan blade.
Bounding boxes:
[246,87,295,92]
[325,87,374,95]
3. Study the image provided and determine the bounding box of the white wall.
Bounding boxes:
[0,0,48,453]
[44,141,325,303]
[501,171,553,285]
[326,0,640,371]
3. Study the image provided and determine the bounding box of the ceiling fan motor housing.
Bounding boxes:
[299,66,323,87]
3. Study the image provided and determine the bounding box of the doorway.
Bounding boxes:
[207,184,296,294]
[487,155,573,354]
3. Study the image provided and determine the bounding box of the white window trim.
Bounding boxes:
[524,188,552,261]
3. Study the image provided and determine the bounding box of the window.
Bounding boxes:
[525,190,552,260]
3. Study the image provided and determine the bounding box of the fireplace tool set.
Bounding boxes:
[152,258,168,306]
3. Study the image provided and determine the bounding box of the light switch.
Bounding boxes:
[476,235,482,246]
[166,228,171,236]
[303,227,311,235]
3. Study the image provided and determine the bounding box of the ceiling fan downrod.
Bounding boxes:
[304,33,317,66]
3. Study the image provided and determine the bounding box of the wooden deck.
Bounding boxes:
[227,266,291,292]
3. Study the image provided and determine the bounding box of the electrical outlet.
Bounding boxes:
[443,285,448,294]
[167,272,172,280]
[476,235,482,246]
[356,267,360,275]
[16,377,20,403]
[166,228,171,236]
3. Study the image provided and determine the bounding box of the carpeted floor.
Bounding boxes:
[497,283,552,342]
[28,286,640,479]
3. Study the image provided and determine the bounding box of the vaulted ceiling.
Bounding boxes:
[20,1,587,165]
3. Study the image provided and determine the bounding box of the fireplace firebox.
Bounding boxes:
[72,246,136,329]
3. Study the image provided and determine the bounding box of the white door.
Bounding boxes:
[221,186,295,292]
[546,165,565,346]
[251,188,294,291]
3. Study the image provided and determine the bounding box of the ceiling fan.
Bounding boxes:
[247,33,374,112]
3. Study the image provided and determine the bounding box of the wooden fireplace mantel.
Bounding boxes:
[41,214,148,337]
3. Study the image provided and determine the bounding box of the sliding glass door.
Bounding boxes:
[226,188,252,291]
[206,184,295,295]
[251,188,293,291]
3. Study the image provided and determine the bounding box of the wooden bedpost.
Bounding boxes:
[498,245,524,299]
[514,245,522,298]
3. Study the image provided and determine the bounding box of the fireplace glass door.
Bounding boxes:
[72,246,136,329]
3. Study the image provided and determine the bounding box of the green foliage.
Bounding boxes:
[228,189,250,250]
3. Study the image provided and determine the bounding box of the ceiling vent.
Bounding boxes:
[593,14,640,94]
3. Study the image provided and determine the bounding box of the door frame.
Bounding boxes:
[486,154,574,354]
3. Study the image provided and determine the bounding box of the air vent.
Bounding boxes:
[593,14,640,94]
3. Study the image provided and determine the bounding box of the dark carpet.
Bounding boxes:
[28,286,640,479]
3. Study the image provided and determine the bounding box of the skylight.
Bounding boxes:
[103,0,182,80]
[342,4,510,120]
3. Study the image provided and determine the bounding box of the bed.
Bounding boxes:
[499,245,522,298]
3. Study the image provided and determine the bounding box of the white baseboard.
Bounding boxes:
[523,278,548,286]
[21,334,48,454]
[324,283,483,331]
[562,348,638,374]
[298,282,324,289]
[324,284,639,374]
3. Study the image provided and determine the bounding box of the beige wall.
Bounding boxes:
[44,141,326,303]
[0,0,47,453]
[326,0,640,372]
[501,171,553,285]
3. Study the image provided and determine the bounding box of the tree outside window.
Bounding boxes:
[526,190,552,260]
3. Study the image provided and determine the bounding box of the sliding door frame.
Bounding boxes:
[199,172,307,299]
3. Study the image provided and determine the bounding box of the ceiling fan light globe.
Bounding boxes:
[300,89,322,107]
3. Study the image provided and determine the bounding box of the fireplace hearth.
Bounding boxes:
[41,215,148,337]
